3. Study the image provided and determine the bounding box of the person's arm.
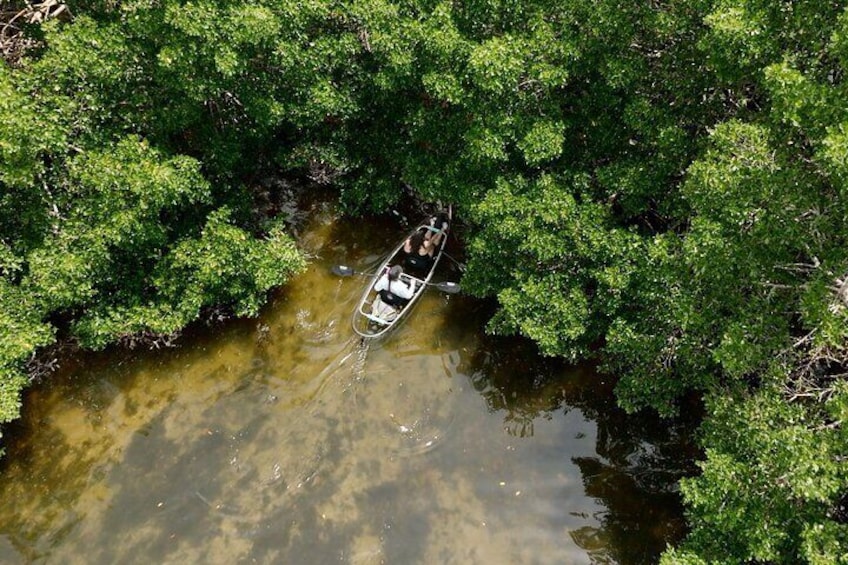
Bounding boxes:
[430,227,445,246]
[396,278,416,299]
[373,274,387,293]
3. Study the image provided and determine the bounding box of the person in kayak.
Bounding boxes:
[373,265,416,307]
[403,229,435,275]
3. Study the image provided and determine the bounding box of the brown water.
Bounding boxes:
[0,199,697,564]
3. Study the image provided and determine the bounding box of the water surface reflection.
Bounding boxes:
[0,201,696,564]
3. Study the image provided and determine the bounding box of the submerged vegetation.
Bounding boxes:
[2,0,848,561]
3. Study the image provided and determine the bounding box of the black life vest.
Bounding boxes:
[379,276,410,306]
[405,253,432,272]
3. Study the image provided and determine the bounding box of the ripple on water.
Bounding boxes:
[295,308,340,345]
[388,407,450,456]
[376,349,462,458]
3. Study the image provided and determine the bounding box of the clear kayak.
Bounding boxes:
[351,212,450,339]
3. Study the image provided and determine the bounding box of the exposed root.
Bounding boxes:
[117,329,181,350]
[1,1,70,65]
[307,157,343,186]
[782,274,848,407]
[23,339,79,384]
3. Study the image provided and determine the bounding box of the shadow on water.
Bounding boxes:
[0,197,698,565]
[438,295,700,564]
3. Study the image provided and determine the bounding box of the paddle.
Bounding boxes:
[331,264,461,294]
[331,264,374,278]
[441,251,466,272]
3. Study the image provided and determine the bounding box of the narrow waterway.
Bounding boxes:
[0,198,697,564]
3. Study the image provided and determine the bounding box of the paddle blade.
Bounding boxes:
[435,281,461,294]
[332,264,356,277]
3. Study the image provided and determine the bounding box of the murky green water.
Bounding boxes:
[0,199,697,564]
